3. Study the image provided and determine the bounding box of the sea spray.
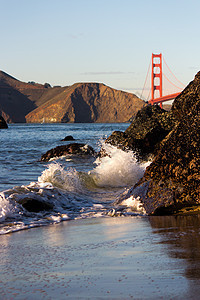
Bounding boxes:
[0,193,20,222]
[38,162,83,192]
[120,195,146,214]
[89,143,149,188]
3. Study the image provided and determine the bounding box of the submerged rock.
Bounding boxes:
[105,104,177,159]
[19,197,53,213]
[125,72,200,215]
[0,115,8,129]
[41,143,95,162]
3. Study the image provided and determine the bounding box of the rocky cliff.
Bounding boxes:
[0,71,145,123]
[120,72,200,215]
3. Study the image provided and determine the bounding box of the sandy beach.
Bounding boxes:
[1,215,200,299]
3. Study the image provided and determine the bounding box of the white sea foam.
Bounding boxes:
[89,143,149,188]
[38,162,82,192]
[0,193,19,222]
[121,195,146,214]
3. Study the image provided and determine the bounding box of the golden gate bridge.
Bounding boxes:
[141,53,185,108]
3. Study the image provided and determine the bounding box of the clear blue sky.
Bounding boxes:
[1,0,199,99]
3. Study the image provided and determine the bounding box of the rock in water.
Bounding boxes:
[61,135,75,141]
[41,143,95,162]
[0,115,8,129]
[19,198,53,213]
[126,72,200,215]
[105,104,177,159]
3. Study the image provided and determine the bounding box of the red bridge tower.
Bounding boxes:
[151,53,163,108]
[148,53,181,107]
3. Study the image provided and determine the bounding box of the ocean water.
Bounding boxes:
[0,123,149,235]
[1,123,200,299]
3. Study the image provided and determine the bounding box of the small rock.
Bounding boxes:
[0,115,8,129]
[41,143,95,162]
[61,135,75,141]
[19,198,53,213]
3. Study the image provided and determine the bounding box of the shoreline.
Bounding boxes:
[1,216,198,299]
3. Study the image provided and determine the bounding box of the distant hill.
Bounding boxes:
[0,71,145,123]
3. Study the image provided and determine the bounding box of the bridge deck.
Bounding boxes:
[148,92,181,105]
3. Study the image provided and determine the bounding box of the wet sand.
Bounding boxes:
[1,216,200,299]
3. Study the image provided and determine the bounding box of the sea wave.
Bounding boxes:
[0,144,149,234]
[38,162,83,191]
[90,143,149,187]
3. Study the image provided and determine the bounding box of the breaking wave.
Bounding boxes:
[0,143,149,234]
[90,143,148,187]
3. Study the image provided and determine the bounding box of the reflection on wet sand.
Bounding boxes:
[1,216,200,299]
[149,215,200,281]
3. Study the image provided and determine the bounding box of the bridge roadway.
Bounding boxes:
[148,92,180,105]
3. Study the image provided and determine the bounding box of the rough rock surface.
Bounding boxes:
[124,72,200,215]
[41,143,95,162]
[105,104,177,158]
[0,115,8,129]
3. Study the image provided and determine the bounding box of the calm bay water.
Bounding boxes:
[1,123,200,299]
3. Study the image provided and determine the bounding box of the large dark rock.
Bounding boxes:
[105,104,177,158]
[0,115,8,129]
[41,143,95,162]
[122,72,200,215]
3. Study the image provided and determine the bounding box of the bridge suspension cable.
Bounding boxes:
[163,56,185,88]
[163,73,183,91]
[141,57,151,100]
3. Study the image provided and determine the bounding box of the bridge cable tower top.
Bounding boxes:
[148,53,183,108]
[140,53,185,107]
[151,53,162,102]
